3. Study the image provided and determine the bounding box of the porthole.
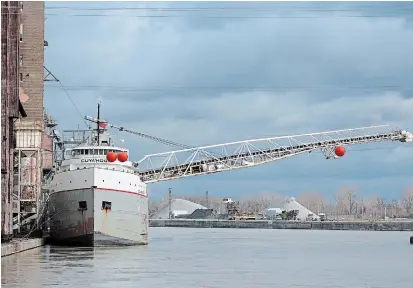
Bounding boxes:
[78,201,87,211]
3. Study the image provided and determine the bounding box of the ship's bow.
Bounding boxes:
[93,187,148,246]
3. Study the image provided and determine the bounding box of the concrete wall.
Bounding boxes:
[1,238,44,257]
[149,219,413,231]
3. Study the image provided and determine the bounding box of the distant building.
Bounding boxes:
[284,197,320,221]
[262,197,320,221]
[151,199,207,219]
[265,208,284,219]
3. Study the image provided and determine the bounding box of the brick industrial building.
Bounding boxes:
[1,1,26,239]
[1,1,49,239]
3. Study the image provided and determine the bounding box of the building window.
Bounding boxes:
[20,2,23,11]
[19,55,23,67]
[19,73,23,82]
[19,24,23,41]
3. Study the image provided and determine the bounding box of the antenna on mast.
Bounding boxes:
[97,102,101,145]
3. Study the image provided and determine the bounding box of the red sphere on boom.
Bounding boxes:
[335,146,346,157]
[106,151,117,162]
[117,152,128,162]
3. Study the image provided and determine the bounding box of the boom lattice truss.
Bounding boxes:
[137,125,412,183]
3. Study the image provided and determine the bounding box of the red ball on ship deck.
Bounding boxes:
[106,151,117,162]
[335,146,346,157]
[117,152,128,162]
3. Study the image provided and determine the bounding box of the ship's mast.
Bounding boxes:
[97,102,101,146]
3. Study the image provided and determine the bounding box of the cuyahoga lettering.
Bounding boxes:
[81,159,108,163]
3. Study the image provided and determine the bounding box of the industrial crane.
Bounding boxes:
[85,116,412,184]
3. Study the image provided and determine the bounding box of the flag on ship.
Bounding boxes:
[98,121,108,129]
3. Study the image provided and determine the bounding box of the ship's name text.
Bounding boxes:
[80,159,108,163]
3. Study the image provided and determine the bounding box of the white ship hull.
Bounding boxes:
[49,166,148,246]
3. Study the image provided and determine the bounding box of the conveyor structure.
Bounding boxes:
[84,116,412,184]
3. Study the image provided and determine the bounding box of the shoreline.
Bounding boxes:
[1,237,45,257]
[149,219,413,231]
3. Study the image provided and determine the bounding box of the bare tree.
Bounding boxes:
[239,192,283,214]
[357,197,367,219]
[402,186,413,217]
[334,192,344,218]
[297,192,325,214]
[390,199,403,218]
[335,187,357,217]
[346,189,357,216]
[375,197,386,219]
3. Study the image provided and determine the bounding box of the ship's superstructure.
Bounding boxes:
[48,106,148,246]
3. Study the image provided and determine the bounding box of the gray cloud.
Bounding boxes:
[44,1,413,199]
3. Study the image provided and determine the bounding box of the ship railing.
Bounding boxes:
[57,164,138,175]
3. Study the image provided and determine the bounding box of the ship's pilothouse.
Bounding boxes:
[57,118,138,174]
[58,148,137,175]
[64,146,131,166]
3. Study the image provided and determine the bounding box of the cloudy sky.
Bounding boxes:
[44,1,413,201]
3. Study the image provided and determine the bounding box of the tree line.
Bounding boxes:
[149,186,413,220]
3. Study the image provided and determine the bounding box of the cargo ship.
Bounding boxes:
[48,105,148,246]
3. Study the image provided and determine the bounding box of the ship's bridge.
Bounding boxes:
[68,146,128,159]
[58,145,137,174]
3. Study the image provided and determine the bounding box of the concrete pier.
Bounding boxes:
[149,219,413,231]
[1,238,45,257]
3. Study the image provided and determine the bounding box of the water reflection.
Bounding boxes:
[2,228,413,288]
[44,246,95,269]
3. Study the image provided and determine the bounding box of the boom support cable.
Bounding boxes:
[84,115,222,154]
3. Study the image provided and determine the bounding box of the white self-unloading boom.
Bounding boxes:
[137,125,412,183]
[84,116,412,184]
